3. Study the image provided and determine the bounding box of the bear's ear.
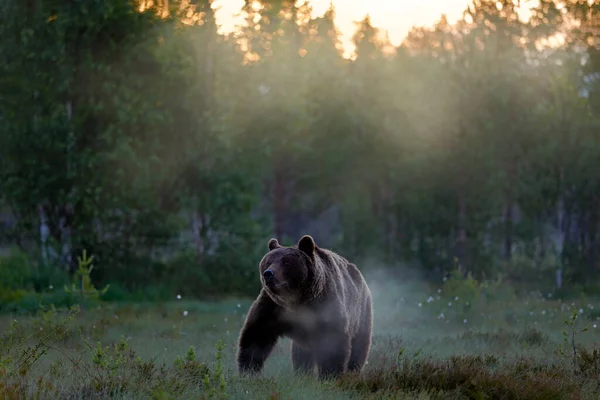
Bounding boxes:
[297,235,315,257]
[268,238,280,251]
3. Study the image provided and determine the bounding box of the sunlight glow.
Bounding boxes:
[211,0,540,58]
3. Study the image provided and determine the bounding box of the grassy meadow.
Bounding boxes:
[2,272,600,399]
[5,1,600,399]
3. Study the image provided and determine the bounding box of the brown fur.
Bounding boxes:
[237,235,373,379]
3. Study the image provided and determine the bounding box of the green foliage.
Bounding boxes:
[0,249,37,291]
[0,249,73,314]
[441,265,483,311]
[2,0,600,300]
[0,305,231,398]
[200,341,228,400]
[432,262,517,321]
[64,250,109,312]
[338,353,578,399]
[3,291,600,398]
[0,305,79,380]
[557,309,594,375]
[0,248,69,293]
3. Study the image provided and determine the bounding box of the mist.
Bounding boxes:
[2,0,600,398]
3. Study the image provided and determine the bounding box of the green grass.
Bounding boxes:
[2,278,600,399]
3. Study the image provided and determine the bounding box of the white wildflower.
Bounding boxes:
[183,310,188,317]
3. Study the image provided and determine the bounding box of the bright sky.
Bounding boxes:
[211,0,497,57]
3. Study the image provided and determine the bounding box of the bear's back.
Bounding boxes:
[314,247,370,304]
[315,247,366,285]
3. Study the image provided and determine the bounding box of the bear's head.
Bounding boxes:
[258,235,316,303]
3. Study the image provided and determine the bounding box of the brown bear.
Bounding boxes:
[236,235,373,379]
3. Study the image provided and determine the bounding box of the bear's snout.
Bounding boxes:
[263,268,287,290]
[263,269,275,285]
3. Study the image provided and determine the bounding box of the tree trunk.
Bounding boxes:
[456,192,467,269]
[588,195,598,276]
[503,159,517,262]
[503,198,514,262]
[553,197,567,290]
[379,178,395,262]
[272,158,286,240]
[191,200,210,264]
[62,99,74,271]
[536,214,546,269]
[39,204,50,266]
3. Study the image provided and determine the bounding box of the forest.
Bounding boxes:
[0,0,599,299]
[1,1,600,398]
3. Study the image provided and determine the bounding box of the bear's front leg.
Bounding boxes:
[291,341,315,375]
[314,331,351,380]
[237,290,282,375]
